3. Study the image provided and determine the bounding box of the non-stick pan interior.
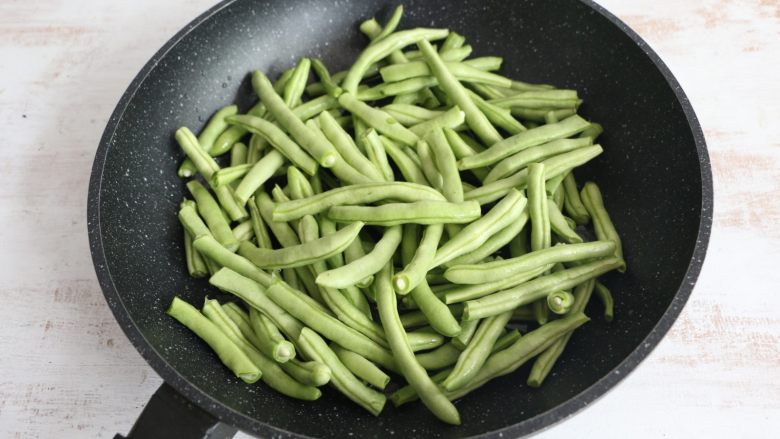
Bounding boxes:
[91,0,707,437]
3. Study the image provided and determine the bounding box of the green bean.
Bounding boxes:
[343,237,373,288]
[394,223,442,294]
[244,308,297,363]
[464,145,603,205]
[281,357,332,387]
[359,6,407,65]
[510,107,577,123]
[594,281,615,322]
[580,182,626,272]
[380,136,429,185]
[183,230,208,278]
[328,201,480,226]
[194,235,275,287]
[282,58,311,108]
[252,71,338,167]
[375,264,460,425]
[230,141,248,167]
[544,110,559,124]
[439,31,465,51]
[202,299,319,399]
[382,104,442,125]
[305,63,381,96]
[446,208,528,266]
[458,115,590,170]
[214,127,250,161]
[491,89,580,110]
[373,5,404,42]
[441,127,489,181]
[465,89,526,134]
[264,282,396,370]
[548,201,583,244]
[318,111,383,181]
[416,140,443,189]
[443,310,512,391]
[231,220,254,242]
[409,279,462,337]
[562,172,590,225]
[363,129,395,181]
[316,226,402,289]
[484,137,591,184]
[407,328,445,352]
[238,221,362,269]
[272,182,444,221]
[311,58,342,98]
[338,92,419,146]
[179,200,212,240]
[433,189,526,267]
[317,216,345,269]
[452,317,479,350]
[528,163,551,251]
[296,327,387,415]
[342,28,449,95]
[175,127,219,178]
[304,118,374,185]
[579,122,604,141]
[178,106,239,177]
[379,58,503,83]
[226,115,318,176]
[426,126,463,202]
[463,257,623,320]
[425,313,589,403]
[332,345,390,390]
[167,297,261,383]
[209,268,301,338]
[245,199,270,250]
[445,241,615,285]
[362,76,436,99]
[405,45,473,63]
[186,181,239,251]
[409,105,466,138]
[234,150,285,205]
[547,290,575,314]
[287,166,313,200]
[470,82,509,100]
[256,191,302,247]
[528,280,595,387]
[246,134,266,164]
[417,40,501,146]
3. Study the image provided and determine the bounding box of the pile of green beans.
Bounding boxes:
[166,4,626,426]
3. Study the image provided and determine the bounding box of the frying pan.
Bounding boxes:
[88,0,712,437]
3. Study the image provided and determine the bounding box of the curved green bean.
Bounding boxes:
[444,241,615,284]
[282,58,311,108]
[246,308,296,363]
[382,104,443,125]
[548,201,583,244]
[451,318,479,350]
[409,105,465,138]
[594,281,614,322]
[407,328,445,352]
[316,226,402,289]
[338,92,419,146]
[375,263,461,425]
[332,345,390,390]
[238,221,363,269]
[234,149,286,205]
[183,230,208,278]
[363,129,395,181]
[252,71,338,167]
[426,126,463,202]
[318,111,383,181]
[394,224,442,294]
[186,180,239,251]
[416,140,443,189]
[380,136,429,185]
[562,172,590,225]
[446,208,528,266]
[484,138,592,184]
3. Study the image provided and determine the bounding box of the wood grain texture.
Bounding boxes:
[0,0,777,437]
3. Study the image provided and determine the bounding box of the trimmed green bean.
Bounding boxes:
[282,58,311,108]
[594,281,615,322]
[407,328,445,352]
[281,357,332,387]
[342,27,449,95]
[252,71,338,167]
[332,345,390,390]
[433,189,527,267]
[463,257,623,320]
[580,182,626,272]
[287,166,313,200]
[547,290,575,314]
[528,280,595,387]
[375,263,461,425]
[311,58,342,97]
[234,150,286,205]
[184,230,208,278]
[187,180,239,251]
[238,221,362,269]
[458,115,590,170]
[178,200,211,239]
[466,89,526,135]
[245,308,297,363]
[452,317,479,350]
[226,115,318,176]
[548,201,583,244]
[194,235,275,287]
[426,126,463,202]
[316,225,402,289]
[167,297,261,383]
[264,282,397,371]
[232,220,254,242]
[273,182,445,221]
[579,122,604,141]
[318,111,383,181]
[247,134,266,164]
[363,129,395,181]
[562,172,590,225]
[380,136,429,185]
[416,140,443,189]
[296,327,387,415]
[484,138,592,184]
[178,105,239,177]
[338,92,419,146]
[380,58,503,83]
[328,201,480,226]
[445,241,615,284]
[409,105,466,138]
[490,89,580,110]
[230,141,248,167]
[211,163,253,188]
[383,104,443,125]
[528,163,551,251]
[446,208,528,266]
[394,224,442,294]
[417,40,501,146]
[247,197,273,248]
[442,310,512,391]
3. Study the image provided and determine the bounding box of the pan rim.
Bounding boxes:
[87,0,713,437]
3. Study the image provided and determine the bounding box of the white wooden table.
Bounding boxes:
[1,0,778,437]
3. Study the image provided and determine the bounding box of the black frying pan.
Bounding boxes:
[88,0,712,437]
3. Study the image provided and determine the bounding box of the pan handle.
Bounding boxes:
[114,382,237,439]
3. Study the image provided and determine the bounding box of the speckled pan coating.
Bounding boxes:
[87,0,712,438]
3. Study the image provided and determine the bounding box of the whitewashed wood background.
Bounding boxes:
[1,0,778,437]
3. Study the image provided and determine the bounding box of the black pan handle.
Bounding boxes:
[115,382,237,439]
